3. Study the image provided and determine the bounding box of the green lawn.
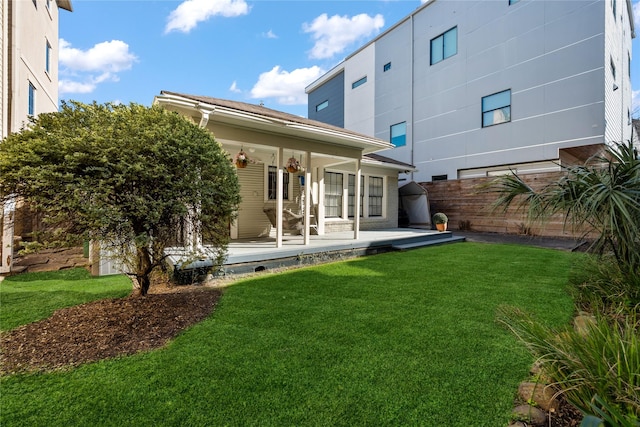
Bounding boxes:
[0,268,132,332]
[0,243,576,426]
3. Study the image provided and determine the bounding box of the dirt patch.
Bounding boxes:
[0,286,222,375]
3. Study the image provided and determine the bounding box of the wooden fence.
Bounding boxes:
[420,172,586,238]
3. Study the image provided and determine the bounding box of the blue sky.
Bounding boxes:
[59,0,640,119]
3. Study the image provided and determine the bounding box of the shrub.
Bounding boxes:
[497,306,640,426]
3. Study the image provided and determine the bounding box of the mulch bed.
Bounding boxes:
[0,287,222,375]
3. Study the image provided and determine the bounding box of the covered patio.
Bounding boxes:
[154,91,414,252]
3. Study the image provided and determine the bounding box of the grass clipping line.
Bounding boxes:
[0,288,222,375]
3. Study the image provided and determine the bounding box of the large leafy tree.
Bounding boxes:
[490,140,640,276]
[0,101,240,295]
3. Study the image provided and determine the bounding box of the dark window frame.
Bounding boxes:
[352,76,367,89]
[390,122,407,147]
[28,82,36,116]
[316,100,329,112]
[482,89,511,128]
[430,26,458,65]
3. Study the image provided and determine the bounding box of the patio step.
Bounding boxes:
[392,234,466,251]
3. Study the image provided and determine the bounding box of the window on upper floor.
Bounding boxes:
[267,166,290,200]
[352,76,367,89]
[612,0,617,19]
[509,0,520,4]
[611,57,616,80]
[383,62,391,72]
[28,82,36,116]
[45,40,52,74]
[390,122,407,147]
[482,89,511,127]
[430,27,457,65]
[316,100,329,112]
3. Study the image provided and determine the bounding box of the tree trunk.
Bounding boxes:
[135,245,153,296]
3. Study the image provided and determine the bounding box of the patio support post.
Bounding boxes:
[303,151,312,245]
[276,147,284,248]
[317,167,325,235]
[354,159,361,240]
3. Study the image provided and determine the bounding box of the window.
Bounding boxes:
[390,122,407,147]
[432,175,448,181]
[348,174,364,218]
[383,62,391,72]
[28,82,35,116]
[482,89,511,127]
[45,40,52,74]
[509,0,520,4]
[611,57,616,80]
[32,0,37,8]
[368,177,383,217]
[268,166,289,200]
[324,172,343,217]
[430,27,457,65]
[352,76,367,89]
[316,100,328,112]
[612,0,616,18]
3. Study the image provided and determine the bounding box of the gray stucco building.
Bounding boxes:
[306,0,636,183]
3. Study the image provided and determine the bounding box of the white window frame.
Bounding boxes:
[265,165,291,201]
[324,170,386,220]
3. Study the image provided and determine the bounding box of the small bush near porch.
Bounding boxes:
[0,243,575,426]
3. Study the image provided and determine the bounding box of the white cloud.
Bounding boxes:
[59,80,96,94]
[59,39,137,73]
[263,29,278,39]
[165,0,249,34]
[303,13,384,60]
[250,66,325,105]
[58,39,137,94]
[229,81,242,93]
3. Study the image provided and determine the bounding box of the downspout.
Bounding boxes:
[410,12,415,182]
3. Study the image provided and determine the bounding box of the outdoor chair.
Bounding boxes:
[263,207,304,235]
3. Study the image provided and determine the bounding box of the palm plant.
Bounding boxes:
[490,140,640,277]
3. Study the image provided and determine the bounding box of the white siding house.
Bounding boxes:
[154,91,413,249]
